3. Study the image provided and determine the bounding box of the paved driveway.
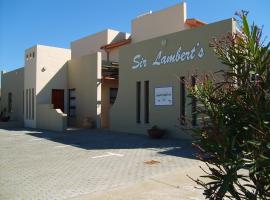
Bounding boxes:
[0,128,199,200]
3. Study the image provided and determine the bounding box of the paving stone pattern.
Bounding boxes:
[0,128,199,200]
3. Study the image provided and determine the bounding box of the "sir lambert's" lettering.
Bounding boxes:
[132,42,205,69]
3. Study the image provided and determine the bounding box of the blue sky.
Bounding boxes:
[0,0,269,72]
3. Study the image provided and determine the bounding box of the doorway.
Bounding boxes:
[52,89,64,112]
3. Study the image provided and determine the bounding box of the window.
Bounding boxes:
[8,93,12,112]
[191,76,197,126]
[109,88,118,104]
[24,89,35,120]
[26,89,28,119]
[136,82,141,123]
[32,88,34,120]
[180,77,186,125]
[22,90,24,114]
[29,89,32,120]
[144,81,149,123]
[32,52,35,58]
[68,89,76,117]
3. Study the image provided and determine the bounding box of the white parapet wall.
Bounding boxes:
[70,29,130,60]
[37,104,67,132]
[131,2,188,43]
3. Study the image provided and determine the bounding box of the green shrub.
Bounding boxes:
[190,11,270,199]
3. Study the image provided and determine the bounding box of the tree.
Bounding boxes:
[189,11,270,199]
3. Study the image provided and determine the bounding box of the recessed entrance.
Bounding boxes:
[52,89,64,112]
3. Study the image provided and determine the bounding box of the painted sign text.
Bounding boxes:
[132,42,205,69]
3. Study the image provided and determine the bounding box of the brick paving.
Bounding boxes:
[0,128,199,200]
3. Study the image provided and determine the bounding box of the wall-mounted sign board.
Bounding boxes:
[155,87,173,106]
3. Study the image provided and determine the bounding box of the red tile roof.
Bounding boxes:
[186,18,206,28]
[100,38,131,50]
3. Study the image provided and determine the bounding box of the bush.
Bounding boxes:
[189,11,270,199]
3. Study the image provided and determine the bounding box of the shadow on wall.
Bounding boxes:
[36,63,68,131]
[37,63,68,108]
[111,32,130,43]
[25,128,198,159]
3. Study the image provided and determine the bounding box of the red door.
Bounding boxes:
[52,89,64,112]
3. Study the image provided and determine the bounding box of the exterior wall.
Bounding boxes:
[35,45,71,114]
[37,104,67,132]
[24,45,71,128]
[24,46,37,127]
[71,29,130,60]
[108,48,120,62]
[1,68,24,124]
[71,30,108,60]
[111,19,236,139]
[68,52,102,128]
[101,79,118,128]
[131,3,189,43]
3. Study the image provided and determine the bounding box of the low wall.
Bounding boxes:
[37,104,67,132]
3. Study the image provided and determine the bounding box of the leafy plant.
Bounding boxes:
[189,11,270,199]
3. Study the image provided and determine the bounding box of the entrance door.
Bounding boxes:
[52,89,64,112]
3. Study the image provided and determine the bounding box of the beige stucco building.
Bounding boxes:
[0,3,236,138]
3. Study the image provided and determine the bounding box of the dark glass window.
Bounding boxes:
[26,89,28,119]
[109,88,118,104]
[22,90,24,114]
[32,88,34,120]
[28,89,31,119]
[136,82,141,123]
[68,89,76,117]
[144,81,149,124]
[191,76,197,126]
[180,77,185,125]
[8,92,12,112]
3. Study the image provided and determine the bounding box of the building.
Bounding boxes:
[0,3,236,138]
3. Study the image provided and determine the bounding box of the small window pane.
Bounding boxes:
[144,81,149,124]
[29,89,32,120]
[69,89,76,117]
[109,88,118,104]
[8,93,12,112]
[136,82,141,123]
[191,76,197,126]
[32,88,34,120]
[26,89,28,119]
[180,77,186,125]
[70,90,76,98]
